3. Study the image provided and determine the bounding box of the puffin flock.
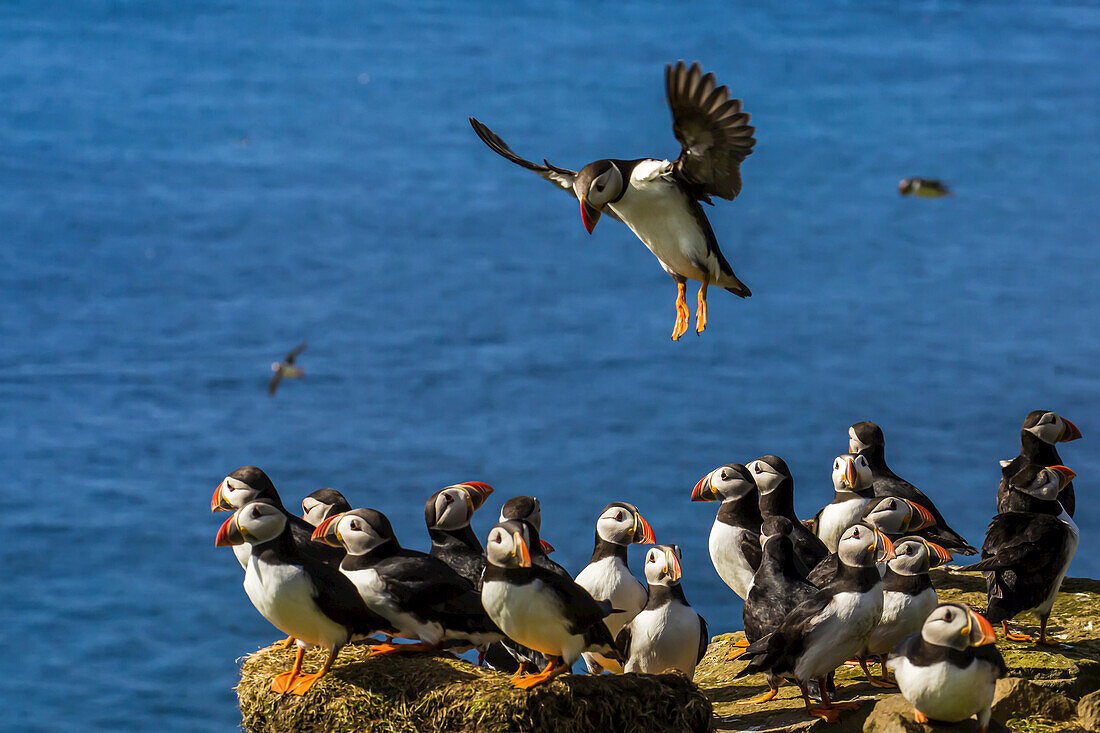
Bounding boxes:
[212,410,1082,730]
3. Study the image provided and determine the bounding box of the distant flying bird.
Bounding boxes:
[268,343,307,396]
[898,178,952,198]
[471,60,756,341]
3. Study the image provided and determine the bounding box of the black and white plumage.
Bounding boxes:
[848,421,977,555]
[617,545,708,677]
[814,453,875,553]
[313,508,502,655]
[499,495,567,575]
[861,496,938,546]
[735,524,891,722]
[898,178,952,198]
[269,342,306,396]
[212,465,343,570]
[424,482,495,590]
[888,603,1006,732]
[858,536,951,687]
[573,502,656,674]
[470,61,755,341]
[1000,410,1081,517]
[692,463,763,600]
[301,488,351,527]
[970,463,1078,645]
[482,519,621,689]
[749,456,829,572]
[215,500,391,695]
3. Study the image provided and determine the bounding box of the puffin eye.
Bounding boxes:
[720,470,729,480]
[444,494,454,504]
[754,464,762,474]
[834,461,840,470]
[905,547,913,555]
[943,610,953,622]
[251,508,261,519]
[350,521,359,531]
[615,511,624,522]
[852,528,860,538]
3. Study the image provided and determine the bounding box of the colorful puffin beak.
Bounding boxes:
[211,480,232,512]
[1050,465,1076,489]
[925,540,952,566]
[580,197,601,234]
[967,609,997,646]
[691,475,714,502]
[665,548,683,582]
[1059,419,1082,442]
[513,531,532,568]
[632,512,656,544]
[873,530,895,561]
[845,457,857,488]
[215,513,244,547]
[311,513,344,546]
[539,539,555,555]
[455,481,494,511]
[907,501,936,531]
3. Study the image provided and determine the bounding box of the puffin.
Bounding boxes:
[312,508,503,655]
[898,178,952,198]
[481,519,622,688]
[498,495,564,574]
[573,502,656,673]
[301,488,351,527]
[858,536,951,687]
[738,516,817,702]
[617,545,708,677]
[814,453,875,552]
[970,463,1078,644]
[888,603,1006,732]
[691,463,763,600]
[212,466,342,570]
[269,342,306,396]
[1001,410,1081,516]
[424,481,495,589]
[862,496,937,543]
[735,524,892,722]
[848,421,976,555]
[749,456,829,572]
[215,500,391,695]
[470,60,755,341]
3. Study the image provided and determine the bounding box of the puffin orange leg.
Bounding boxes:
[672,281,689,340]
[289,646,339,695]
[877,656,897,687]
[738,681,780,704]
[367,641,435,657]
[508,661,533,684]
[725,647,746,661]
[733,639,750,647]
[913,708,929,724]
[512,657,567,689]
[801,682,842,722]
[270,646,305,694]
[695,281,709,334]
[1001,621,1034,642]
[276,636,296,649]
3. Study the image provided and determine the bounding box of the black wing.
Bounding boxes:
[285,342,307,364]
[666,61,756,201]
[268,373,282,396]
[309,562,392,637]
[615,624,632,660]
[697,614,710,664]
[736,588,831,677]
[469,118,578,194]
[887,631,922,663]
[740,531,763,573]
[531,564,614,635]
[972,643,1009,678]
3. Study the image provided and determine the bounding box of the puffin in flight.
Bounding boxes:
[470,61,755,340]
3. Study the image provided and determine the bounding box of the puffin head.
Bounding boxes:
[644,544,683,586]
[596,501,655,546]
[862,496,935,534]
[921,603,996,650]
[745,456,790,495]
[301,487,351,527]
[1008,463,1075,502]
[1022,410,1082,445]
[889,536,951,575]
[848,421,885,456]
[692,463,755,502]
[212,465,280,513]
[898,178,915,196]
[831,453,872,493]
[216,499,286,547]
[425,482,494,531]
[574,160,623,234]
[485,519,539,569]
[312,508,396,555]
[499,496,555,554]
[837,523,894,567]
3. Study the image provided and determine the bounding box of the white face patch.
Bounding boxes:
[747,460,782,494]
[238,503,287,544]
[596,506,635,544]
[223,476,256,509]
[710,466,753,500]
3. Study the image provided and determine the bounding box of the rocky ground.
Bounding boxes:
[236,571,1099,732]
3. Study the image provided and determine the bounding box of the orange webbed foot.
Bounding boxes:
[806,706,842,723]
[672,282,689,340]
[737,686,779,705]
[270,670,300,694]
[288,671,324,695]
[913,708,929,724]
[725,647,746,661]
[1001,621,1034,642]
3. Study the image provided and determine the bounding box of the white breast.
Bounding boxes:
[242,556,348,649]
[708,520,755,599]
[890,656,999,724]
[1035,512,1080,617]
[795,587,884,682]
[233,543,251,570]
[817,497,869,553]
[341,567,448,645]
[623,602,702,677]
[574,555,646,673]
[865,586,937,657]
[482,578,588,666]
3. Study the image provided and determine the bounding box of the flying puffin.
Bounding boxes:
[848,421,976,555]
[212,466,342,569]
[573,502,656,673]
[470,60,755,341]
[738,517,817,702]
[691,463,763,600]
[1001,410,1081,516]
[857,536,951,687]
[749,456,829,572]
[617,545,708,677]
[424,482,495,589]
[301,488,351,527]
[971,463,1078,644]
[888,603,1005,732]
[735,524,892,721]
[482,519,622,688]
[312,508,503,655]
[215,500,391,695]
[814,453,875,552]
[898,178,952,198]
[268,342,306,396]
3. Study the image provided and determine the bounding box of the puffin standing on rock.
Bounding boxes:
[814,453,875,552]
[215,500,392,695]
[573,502,656,673]
[848,421,977,555]
[470,60,756,340]
[1001,411,1081,516]
[692,463,762,600]
[424,482,495,589]
[481,519,622,688]
[749,456,829,572]
[889,603,1006,732]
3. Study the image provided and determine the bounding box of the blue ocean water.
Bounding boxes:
[2,1,1097,728]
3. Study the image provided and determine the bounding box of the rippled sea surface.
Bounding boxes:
[2,1,1097,728]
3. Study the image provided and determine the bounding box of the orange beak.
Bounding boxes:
[539,539,555,555]
[845,457,857,488]
[691,475,712,502]
[633,513,656,544]
[665,549,683,582]
[211,480,231,512]
[215,514,240,547]
[1050,465,1077,489]
[513,531,532,568]
[926,540,952,566]
[580,198,601,234]
[907,501,936,530]
[456,481,494,510]
[875,530,896,561]
[967,609,997,646]
[311,513,343,546]
[1059,419,1082,442]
